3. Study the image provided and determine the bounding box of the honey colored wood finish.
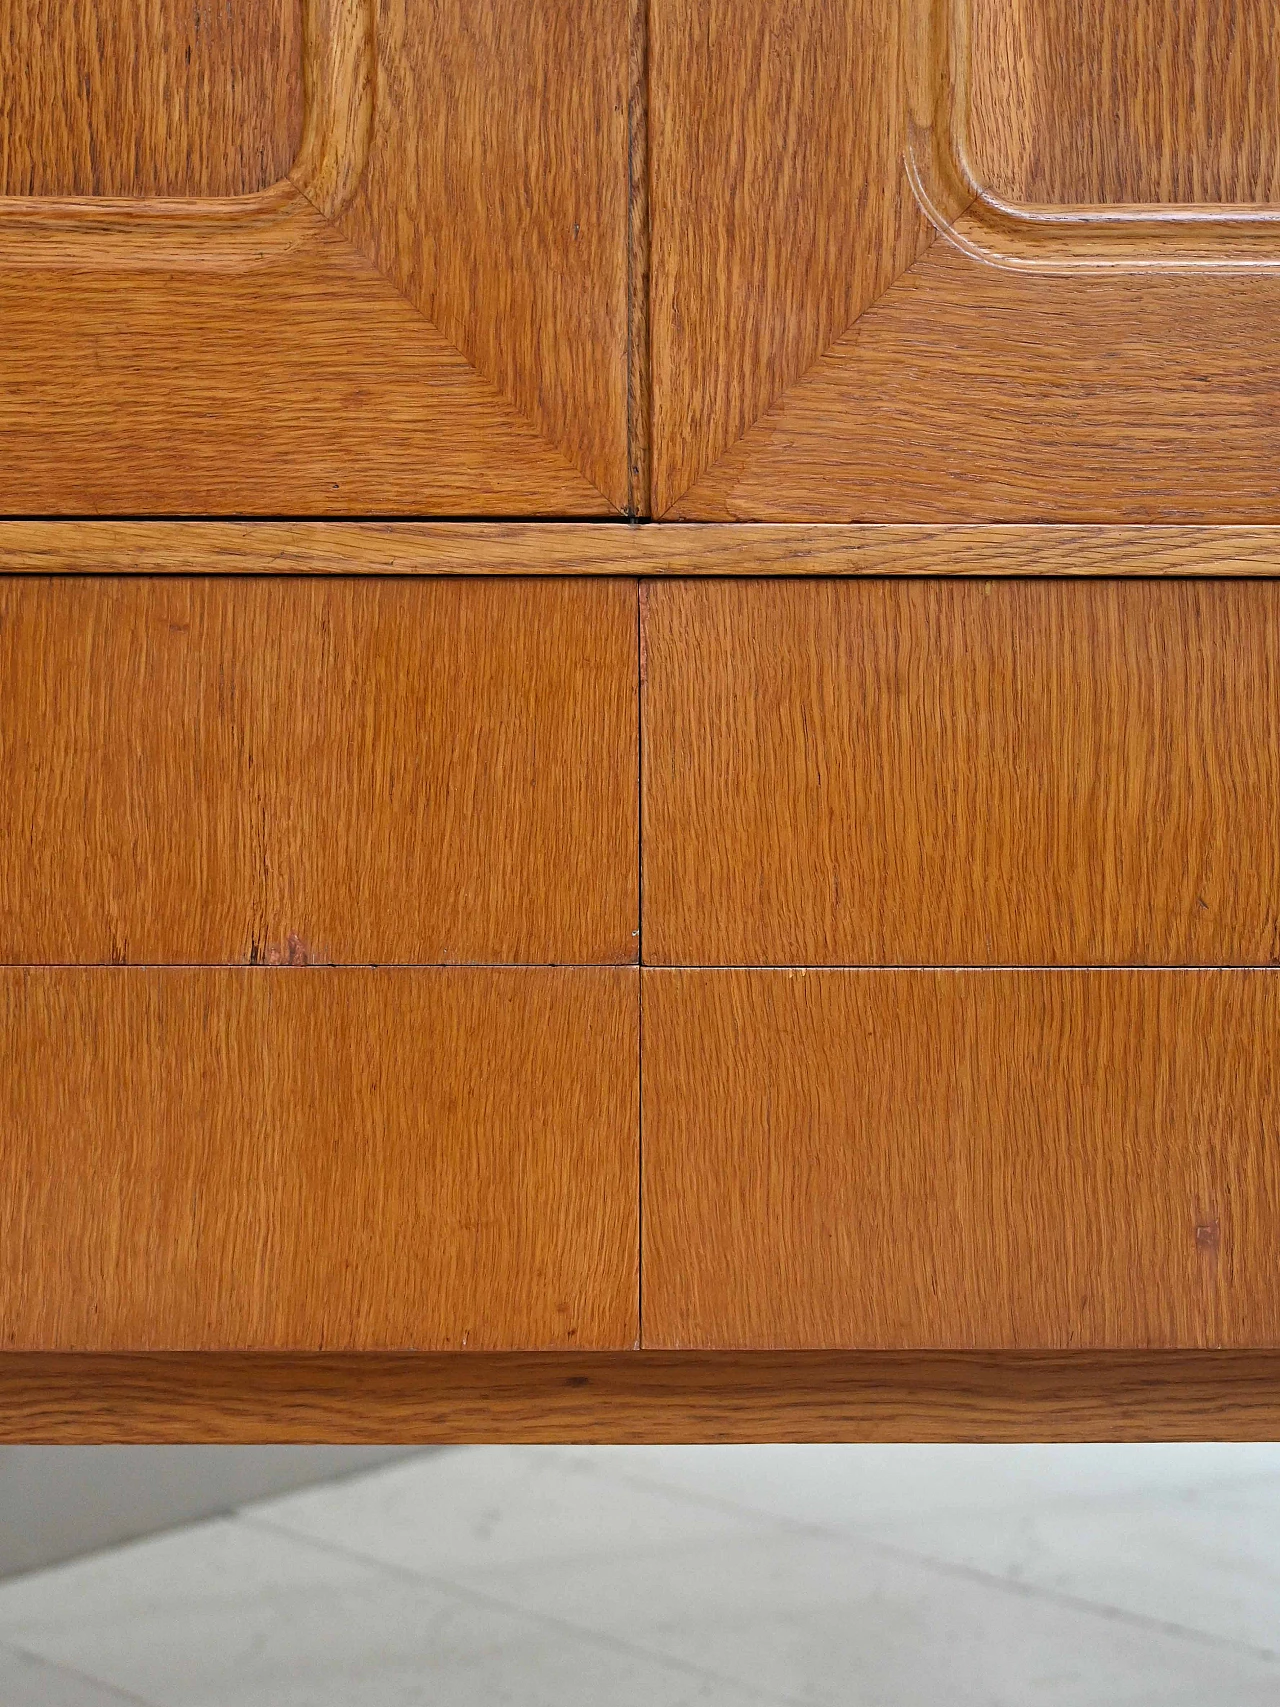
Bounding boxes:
[0,968,639,1351]
[643,970,1280,1350]
[6,1352,1280,1444]
[6,522,1280,577]
[649,0,929,516]
[653,0,1280,518]
[642,579,1280,966]
[967,0,1280,207]
[0,0,304,199]
[0,577,637,966]
[0,0,629,512]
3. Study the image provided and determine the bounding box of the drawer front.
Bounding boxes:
[643,578,1280,966]
[643,968,1280,1350]
[0,576,637,966]
[0,967,638,1351]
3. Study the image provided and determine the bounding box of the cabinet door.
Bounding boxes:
[650,0,1280,519]
[0,0,633,514]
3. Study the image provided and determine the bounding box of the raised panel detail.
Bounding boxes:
[0,0,304,199]
[968,0,1280,207]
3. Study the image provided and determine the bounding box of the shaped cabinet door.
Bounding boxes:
[650,0,1280,520]
[0,0,634,514]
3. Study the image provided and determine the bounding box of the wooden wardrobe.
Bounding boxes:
[4,0,1280,1442]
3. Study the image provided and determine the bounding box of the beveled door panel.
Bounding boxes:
[651,0,1280,520]
[1,0,304,198]
[0,576,638,965]
[642,578,1280,966]
[0,0,632,513]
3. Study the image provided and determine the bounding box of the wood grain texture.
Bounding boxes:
[649,0,930,514]
[0,222,608,514]
[657,1,1280,517]
[319,0,631,508]
[643,579,1280,966]
[0,0,627,513]
[0,0,304,198]
[0,577,637,966]
[673,243,1280,521]
[6,1351,1280,1443]
[6,522,1280,576]
[643,970,1280,1350]
[0,968,639,1351]
[968,0,1280,207]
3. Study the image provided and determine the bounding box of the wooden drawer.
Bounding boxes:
[643,968,1280,1350]
[0,576,637,966]
[0,967,638,1350]
[642,578,1280,966]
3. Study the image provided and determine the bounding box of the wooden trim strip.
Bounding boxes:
[3,523,1280,577]
[4,1352,1280,1443]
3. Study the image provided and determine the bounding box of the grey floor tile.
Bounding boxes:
[0,1512,785,1707]
[436,1523,1280,1707]
[825,1478,1280,1659]
[0,1643,146,1706]
[559,1445,1280,1658]
[555,1443,1280,1531]
[256,1444,779,1579]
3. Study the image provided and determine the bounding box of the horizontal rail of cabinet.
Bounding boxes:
[4,522,1280,576]
[5,1352,1280,1444]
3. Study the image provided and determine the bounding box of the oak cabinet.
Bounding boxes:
[4,0,1280,1435]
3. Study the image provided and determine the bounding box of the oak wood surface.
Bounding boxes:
[321,0,631,509]
[5,522,1280,577]
[0,576,637,966]
[673,244,1280,521]
[642,578,1280,966]
[643,969,1280,1350]
[654,1,1280,520]
[0,0,628,513]
[0,968,639,1351]
[0,0,304,199]
[5,1351,1280,1443]
[649,0,930,515]
[968,0,1280,207]
[0,225,609,514]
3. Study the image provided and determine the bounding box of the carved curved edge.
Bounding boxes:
[0,0,375,271]
[904,0,1280,272]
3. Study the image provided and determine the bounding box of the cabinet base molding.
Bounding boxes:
[3,1352,1279,1444]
